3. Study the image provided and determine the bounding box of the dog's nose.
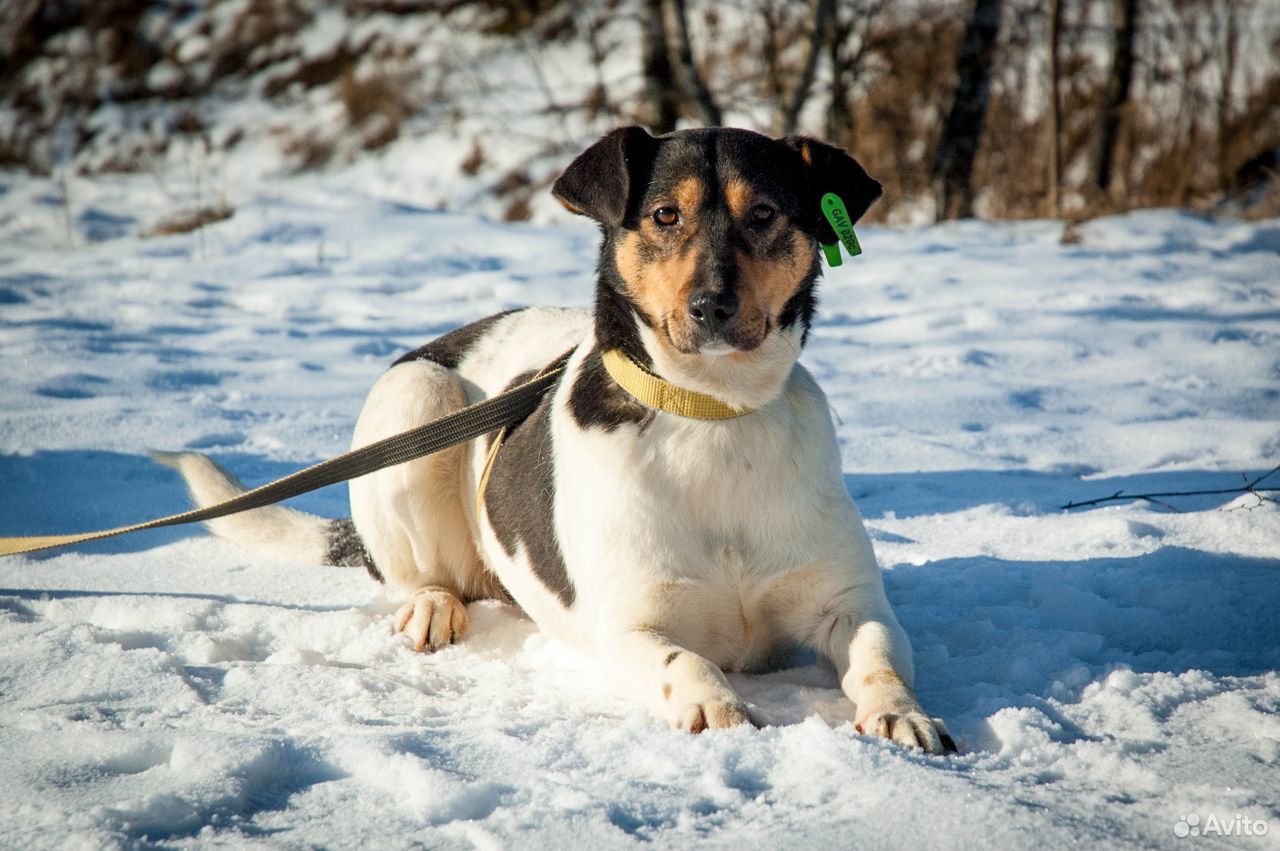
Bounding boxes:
[687,289,739,334]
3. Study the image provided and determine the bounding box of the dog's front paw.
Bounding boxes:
[676,700,754,733]
[393,586,469,652]
[856,710,956,754]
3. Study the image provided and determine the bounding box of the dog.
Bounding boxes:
[164,126,955,753]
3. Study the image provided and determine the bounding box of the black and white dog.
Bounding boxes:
[166,126,955,752]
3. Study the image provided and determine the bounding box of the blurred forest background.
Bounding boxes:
[1,0,1277,224]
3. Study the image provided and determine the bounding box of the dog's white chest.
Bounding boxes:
[555,376,847,669]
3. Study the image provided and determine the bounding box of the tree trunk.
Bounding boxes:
[826,2,882,146]
[1215,0,1238,188]
[1095,0,1138,197]
[1047,0,1064,216]
[825,11,853,144]
[931,0,1005,219]
[779,0,836,136]
[639,0,680,133]
[666,0,722,126]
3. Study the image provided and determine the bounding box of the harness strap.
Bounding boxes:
[0,351,573,558]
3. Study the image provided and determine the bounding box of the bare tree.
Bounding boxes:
[1214,0,1239,187]
[1095,0,1138,197]
[760,3,788,121]
[666,0,722,126]
[826,8,855,143]
[931,0,1005,219]
[778,0,836,135]
[825,0,883,145]
[1047,0,1064,216]
[639,0,680,133]
[639,0,721,131]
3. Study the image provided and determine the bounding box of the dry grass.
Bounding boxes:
[502,197,533,221]
[833,14,962,222]
[460,139,487,176]
[146,203,235,236]
[338,69,416,151]
[278,130,336,171]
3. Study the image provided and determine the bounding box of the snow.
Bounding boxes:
[1,166,1278,850]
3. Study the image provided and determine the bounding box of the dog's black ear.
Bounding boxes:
[553,126,659,228]
[783,136,882,242]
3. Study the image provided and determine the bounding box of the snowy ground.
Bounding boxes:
[1,168,1278,850]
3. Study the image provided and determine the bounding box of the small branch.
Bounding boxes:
[1141,496,1183,513]
[1060,464,1280,511]
[1233,469,1280,511]
[1225,491,1278,512]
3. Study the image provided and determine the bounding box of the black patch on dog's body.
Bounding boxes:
[483,375,576,608]
[594,252,655,368]
[326,518,382,583]
[568,345,653,433]
[394,310,518,369]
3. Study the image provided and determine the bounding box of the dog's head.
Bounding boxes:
[553,127,880,361]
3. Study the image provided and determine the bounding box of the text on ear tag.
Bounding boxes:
[821,192,863,259]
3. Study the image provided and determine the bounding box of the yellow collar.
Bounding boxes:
[601,349,753,420]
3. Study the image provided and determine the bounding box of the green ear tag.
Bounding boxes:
[821,192,862,259]
[821,242,843,267]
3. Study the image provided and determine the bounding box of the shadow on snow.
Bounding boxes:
[0,449,350,557]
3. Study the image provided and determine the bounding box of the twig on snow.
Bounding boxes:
[1060,463,1280,511]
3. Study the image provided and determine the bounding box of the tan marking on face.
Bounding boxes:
[662,682,672,700]
[672,177,704,216]
[616,172,813,354]
[615,230,645,293]
[724,178,753,219]
[798,141,812,164]
[730,228,813,350]
[614,217,706,353]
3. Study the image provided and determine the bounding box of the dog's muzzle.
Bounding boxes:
[687,288,740,347]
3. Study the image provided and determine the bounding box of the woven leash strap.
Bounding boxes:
[0,352,572,558]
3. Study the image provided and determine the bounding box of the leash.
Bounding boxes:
[0,352,572,558]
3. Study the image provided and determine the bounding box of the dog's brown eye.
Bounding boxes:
[750,204,776,226]
[653,207,680,227]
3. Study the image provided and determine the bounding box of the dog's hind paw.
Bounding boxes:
[676,700,754,733]
[856,711,957,754]
[393,586,469,652]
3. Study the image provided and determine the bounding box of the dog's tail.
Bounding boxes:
[153,451,373,571]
